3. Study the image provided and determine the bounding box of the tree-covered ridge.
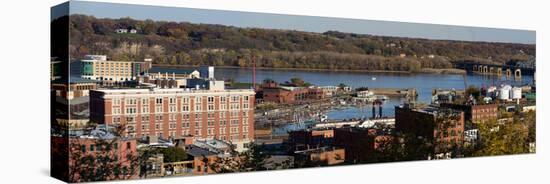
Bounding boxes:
[66,14,534,72]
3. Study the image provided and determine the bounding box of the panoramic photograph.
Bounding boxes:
[50,1,536,183]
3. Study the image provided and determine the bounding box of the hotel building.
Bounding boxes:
[89,88,255,144]
[80,55,148,82]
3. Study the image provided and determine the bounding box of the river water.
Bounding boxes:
[150,67,534,119]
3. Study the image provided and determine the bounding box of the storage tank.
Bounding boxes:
[499,85,511,100]
[511,87,522,99]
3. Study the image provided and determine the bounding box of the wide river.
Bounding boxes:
[150,67,534,119]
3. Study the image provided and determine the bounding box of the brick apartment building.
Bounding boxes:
[440,103,498,123]
[395,104,465,155]
[89,88,255,144]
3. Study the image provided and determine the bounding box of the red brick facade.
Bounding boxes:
[395,105,465,154]
[90,89,255,143]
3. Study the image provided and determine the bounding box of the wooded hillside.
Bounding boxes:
[64,14,535,72]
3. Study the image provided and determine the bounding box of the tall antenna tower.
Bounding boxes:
[252,54,256,90]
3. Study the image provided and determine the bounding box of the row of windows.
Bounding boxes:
[113,112,249,123]
[135,131,250,141]
[111,95,251,106]
[79,142,132,153]
[112,105,250,115]
[134,126,249,135]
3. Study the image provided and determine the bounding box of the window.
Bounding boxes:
[125,116,135,123]
[181,97,189,104]
[231,96,239,102]
[219,120,227,126]
[169,105,177,112]
[231,119,239,126]
[207,96,214,103]
[243,126,249,133]
[169,97,176,104]
[182,105,189,112]
[169,114,177,121]
[182,122,190,128]
[208,104,215,111]
[155,106,163,113]
[141,98,149,105]
[156,97,163,105]
[112,107,121,115]
[155,115,163,121]
[140,103,149,113]
[170,123,176,129]
[126,98,137,105]
[207,112,215,119]
[126,107,137,114]
[195,129,201,136]
[220,127,226,134]
[113,98,121,106]
[195,113,202,120]
[207,121,215,127]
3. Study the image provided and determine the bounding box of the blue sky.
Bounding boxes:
[58,1,535,44]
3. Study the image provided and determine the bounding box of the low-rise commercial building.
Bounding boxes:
[261,81,325,104]
[294,147,345,166]
[440,103,498,123]
[395,103,465,156]
[287,129,334,152]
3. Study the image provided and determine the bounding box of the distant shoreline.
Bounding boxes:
[151,64,466,75]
